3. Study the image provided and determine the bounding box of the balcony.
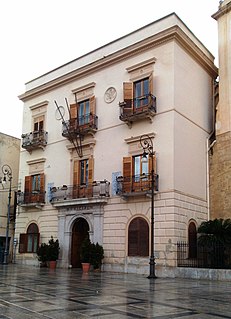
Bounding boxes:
[17,191,46,207]
[116,173,159,198]
[21,130,48,151]
[119,94,156,125]
[50,180,110,207]
[62,114,98,139]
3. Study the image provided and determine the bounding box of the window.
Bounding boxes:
[24,173,45,203]
[80,159,89,185]
[79,100,90,125]
[134,78,149,108]
[188,221,197,258]
[70,97,96,127]
[34,116,44,132]
[128,217,149,256]
[133,155,148,181]
[19,223,40,253]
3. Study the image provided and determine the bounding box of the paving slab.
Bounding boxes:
[0,265,230,318]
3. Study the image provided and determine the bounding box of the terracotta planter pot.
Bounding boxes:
[49,260,57,269]
[82,263,90,273]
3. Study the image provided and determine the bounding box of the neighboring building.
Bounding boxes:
[15,13,217,275]
[209,0,231,220]
[0,132,20,263]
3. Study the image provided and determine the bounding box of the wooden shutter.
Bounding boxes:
[73,160,80,186]
[148,153,156,173]
[89,96,96,115]
[128,217,149,256]
[123,156,132,193]
[149,73,153,94]
[70,103,77,119]
[24,176,32,204]
[19,233,27,253]
[88,156,94,183]
[123,82,133,109]
[39,173,45,203]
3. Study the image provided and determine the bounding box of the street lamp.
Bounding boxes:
[140,135,157,279]
[1,164,12,265]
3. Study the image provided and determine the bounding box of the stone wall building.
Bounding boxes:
[15,13,217,275]
[209,0,231,219]
[0,132,20,263]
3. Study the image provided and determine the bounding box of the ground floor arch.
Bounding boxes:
[71,217,89,268]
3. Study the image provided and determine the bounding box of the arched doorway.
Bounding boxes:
[71,218,89,268]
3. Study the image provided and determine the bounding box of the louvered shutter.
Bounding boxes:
[149,74,153,94]
[89,96,96,115]
[70,103,77,119]
[148,153,157,191]
[73,160,79,198]
[24,176,32,204]
[19,233,27,253]
[87,156,94,197]
[39,173,45,203]
[123,82,133,110]
[123,156,132,193]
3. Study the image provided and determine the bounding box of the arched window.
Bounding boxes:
[188,221,197,258]
[128,217,149,256]
[19,223,40,253]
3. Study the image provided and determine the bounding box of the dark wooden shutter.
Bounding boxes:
[24,176,32,204]
[149,73,153,94]
[70,103,77,119]
[123,82,133,110]
[123,157,132,193]
[19,233,27,253]
[73,160,79,198]
[87,156,94,197]
[39,173,45,203]
[128,217,149,256]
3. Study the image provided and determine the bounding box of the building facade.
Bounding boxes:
[15,13,217,275]
[209,0,231,220]
[0,132,20,263]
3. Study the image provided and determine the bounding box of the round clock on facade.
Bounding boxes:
[104,87,117,103]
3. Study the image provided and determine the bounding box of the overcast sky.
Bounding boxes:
[0,0,219,138]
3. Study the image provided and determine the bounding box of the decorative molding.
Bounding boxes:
[29,100,49,110]
[19,26,218,102]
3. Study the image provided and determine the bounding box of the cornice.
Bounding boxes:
[212,1,231,20]
[19,26,218,102]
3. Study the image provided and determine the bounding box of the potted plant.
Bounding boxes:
[37,242,49,267]
[91,242,104,271]
[80,237,92,273]
[47,236,60,269]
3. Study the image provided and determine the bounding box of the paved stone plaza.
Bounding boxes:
[0,265,230,318]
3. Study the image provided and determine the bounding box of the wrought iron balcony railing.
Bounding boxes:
[62,114,98,138]
[116,173,159,197]
[50,180,110,202]
[119,94,156,123]
[17,191,46,206]
[21,130,48,151]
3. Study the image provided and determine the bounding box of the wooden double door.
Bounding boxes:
[71,218,89,268]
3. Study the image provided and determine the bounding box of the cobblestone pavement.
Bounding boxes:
[0,265,231,318]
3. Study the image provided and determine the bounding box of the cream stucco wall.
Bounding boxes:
[16,13,217,274]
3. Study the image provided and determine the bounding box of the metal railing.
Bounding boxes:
[116,173,159,196]
[177,242,231,269]
[21,130,48,149]
[119,94,156,121]
[50,180,110,202]
[62,114,98,137]
[17,191,46,205]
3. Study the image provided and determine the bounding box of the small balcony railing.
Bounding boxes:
[21,130,48,151]
[177,242,231,269]
[50,180,110,202]
[119,94,156,124]
[116,173,159,197]
[62,114,98,138]
[17,191,46,206]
